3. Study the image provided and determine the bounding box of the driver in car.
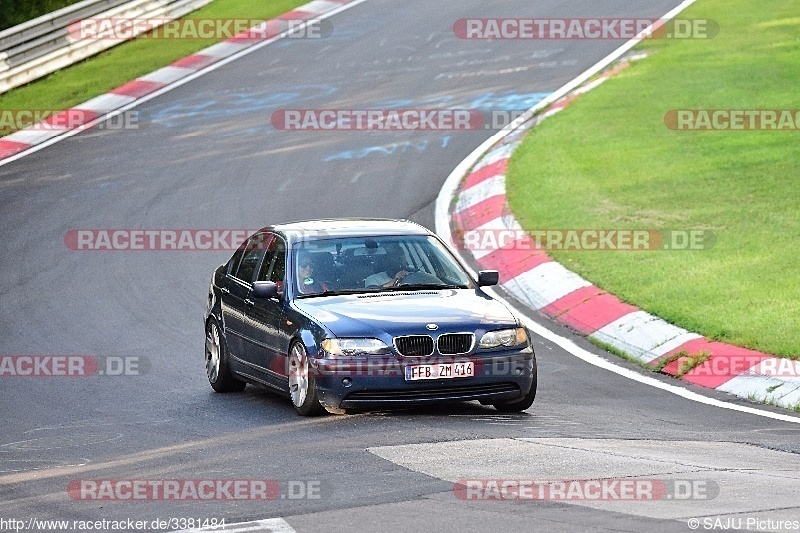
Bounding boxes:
[364,244,442,289]
[364,244,409,288]
[364,244,408,287]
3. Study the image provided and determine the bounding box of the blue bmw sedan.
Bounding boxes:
[204,219,536,416]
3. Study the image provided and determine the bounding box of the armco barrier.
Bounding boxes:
[0,0,214,93]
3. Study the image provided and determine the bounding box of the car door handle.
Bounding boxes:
[244,298,255,307]
[220,287,230,295]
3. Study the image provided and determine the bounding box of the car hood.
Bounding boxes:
[293,289,517,338]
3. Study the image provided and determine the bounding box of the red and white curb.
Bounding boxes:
[445,58,799,411]
[0,0,361,164]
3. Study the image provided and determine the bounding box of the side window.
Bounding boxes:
[270,240,286,286]
[236,248,261,283]
[257,237,286,285]
[227,247,245,276]
[231,233,269,283]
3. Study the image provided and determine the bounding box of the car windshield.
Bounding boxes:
[293,235,472,297]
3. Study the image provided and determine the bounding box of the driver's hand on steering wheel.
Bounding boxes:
[386,269,409,287]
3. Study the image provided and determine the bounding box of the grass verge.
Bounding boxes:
[0,0,308,126]
[506,0,799,358]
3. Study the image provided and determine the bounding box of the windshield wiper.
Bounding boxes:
[297,288,366,298]
[389,283,468,291]
[298,284,468,297]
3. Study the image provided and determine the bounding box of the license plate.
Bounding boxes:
[404,362,474,381]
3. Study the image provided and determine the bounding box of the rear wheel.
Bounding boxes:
[288,342,325,416]
[205,320,246,392]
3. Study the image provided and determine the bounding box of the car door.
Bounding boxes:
[221,234,268,368]
[243,235,288,390]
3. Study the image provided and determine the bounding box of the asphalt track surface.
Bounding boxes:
[1,0,799,532]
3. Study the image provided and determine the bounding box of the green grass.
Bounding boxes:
[506,0,800,358]
[675,351,711,378]
[0,0,307,123]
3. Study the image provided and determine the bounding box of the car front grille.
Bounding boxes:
[394,335,435,356]
[437,333,474,355]
[394,333,477,356]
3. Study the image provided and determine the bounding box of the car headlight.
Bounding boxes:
[321,338,390,356]
[478,327,528,349]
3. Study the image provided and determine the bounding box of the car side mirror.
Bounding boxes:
[477,270,499,287]
[252,281,279,299]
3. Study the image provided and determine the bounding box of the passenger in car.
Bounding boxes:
[296,251,328,294]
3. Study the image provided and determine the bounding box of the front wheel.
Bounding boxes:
[288,342,325,416]
[205,319,246,393]
[493,365,537,413]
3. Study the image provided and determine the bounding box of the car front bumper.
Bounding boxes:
[310,349,535,409]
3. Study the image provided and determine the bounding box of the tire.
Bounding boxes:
[492,362,537,413]
[288,342,325,416]
[205,319,246,393]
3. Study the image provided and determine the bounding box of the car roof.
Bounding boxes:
[263,218,433,242]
